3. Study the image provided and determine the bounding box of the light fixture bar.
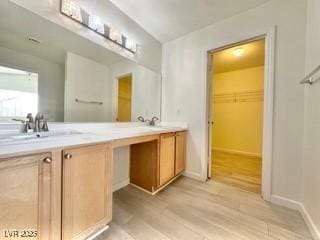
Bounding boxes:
[60,0,136,54]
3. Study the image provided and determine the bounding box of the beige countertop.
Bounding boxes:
[0,122,188,159]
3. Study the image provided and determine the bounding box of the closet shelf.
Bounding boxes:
[214,90,264,104]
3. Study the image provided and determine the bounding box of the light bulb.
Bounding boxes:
[109,28,122,44]
[233,48,245,57]
[70,1,82,22]
[89,15,103,33]
[61,0,72,16]
[61,0,82,22]
[125,38,136,52]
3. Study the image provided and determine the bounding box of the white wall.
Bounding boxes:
[65,52,112,122]
[162,0,306,201]
[113,147,130,190]
[302,0,320,237]
[0,46,65,121]
[109,60,161,122]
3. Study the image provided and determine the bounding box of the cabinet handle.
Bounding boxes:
[64,153,73,159]
[43,157,52,164]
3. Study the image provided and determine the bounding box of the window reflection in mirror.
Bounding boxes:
[0,66,38,122]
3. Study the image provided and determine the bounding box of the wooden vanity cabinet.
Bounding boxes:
[130,131,187,192]
[0,131,185,239]
[0,152,61,240]
[62,144,112,240]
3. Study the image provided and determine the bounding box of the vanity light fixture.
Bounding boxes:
[60,0,136,54]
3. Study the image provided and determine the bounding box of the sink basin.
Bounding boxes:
[0,130,84,145]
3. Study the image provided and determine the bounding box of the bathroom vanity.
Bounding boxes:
[0,124,187,240]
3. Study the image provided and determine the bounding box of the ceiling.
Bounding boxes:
[110,0,271,43]
[212,39,265,74]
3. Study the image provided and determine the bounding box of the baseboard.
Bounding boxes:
[299,204,320,240]
[271,195,320,240]
[183,171,202,181]
[113,178,130,192]
[270,195,301,210]
[213,147,262,158]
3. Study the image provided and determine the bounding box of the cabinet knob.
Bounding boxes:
[43,157,52,164]
[64,153,73,159]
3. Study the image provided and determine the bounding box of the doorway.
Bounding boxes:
[208,39,265,194]
[117,74,132,122]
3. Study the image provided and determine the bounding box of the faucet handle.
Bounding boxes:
[26,113,34,123]
[152,116,159,122]
[42,119,49,132]
[138,116,145,122]
[152,117,159,125]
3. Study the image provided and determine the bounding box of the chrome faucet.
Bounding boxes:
[138,116,159,126]
[12,113,49,133]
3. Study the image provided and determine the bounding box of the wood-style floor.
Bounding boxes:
[97,177,312,240]
[212,151,262,193]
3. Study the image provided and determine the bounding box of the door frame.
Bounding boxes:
[113,73,133,122]
[203,27,275,201]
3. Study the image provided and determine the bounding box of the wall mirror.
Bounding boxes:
[0,1,162,123]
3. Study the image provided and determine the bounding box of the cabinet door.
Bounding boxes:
[159,133,175,186]
[175,131,187,175]
[0,153,52,240]
[62,144,112,240]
